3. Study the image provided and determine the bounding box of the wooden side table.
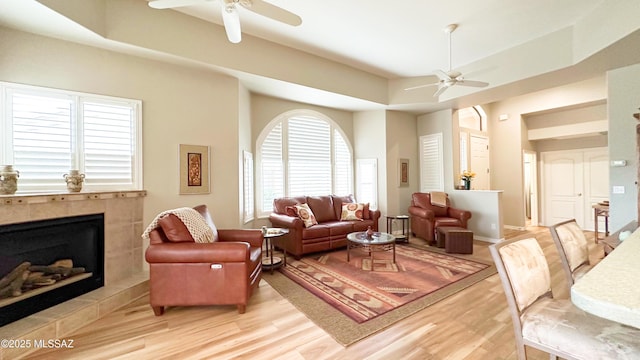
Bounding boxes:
[386,215,410,243]
[262,228,289,274]
[592,203,609,243]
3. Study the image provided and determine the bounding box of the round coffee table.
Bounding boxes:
[346,231,396,270]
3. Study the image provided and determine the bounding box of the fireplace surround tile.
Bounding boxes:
[0,190,149,359]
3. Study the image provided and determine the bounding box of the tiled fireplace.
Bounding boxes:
[0,191,148,359]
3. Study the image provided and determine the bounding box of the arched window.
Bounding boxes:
[257,110,353,216]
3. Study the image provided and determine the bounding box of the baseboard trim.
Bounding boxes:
[474,235,503,244]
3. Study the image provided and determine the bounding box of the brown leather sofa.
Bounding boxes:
[408,192,472,244]
[144,205,263,315]
[269,195,381,258]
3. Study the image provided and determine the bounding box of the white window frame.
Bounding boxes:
[256,109,353,217]
[0,82,142,192]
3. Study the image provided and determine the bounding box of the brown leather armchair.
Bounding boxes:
[408,192,472,243]
[144,205,263,315]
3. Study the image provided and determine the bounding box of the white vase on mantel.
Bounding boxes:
[63,170,85,192]
[0,165,20,195]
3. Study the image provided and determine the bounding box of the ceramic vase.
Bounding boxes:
[366,226,374,239]
[63,170,85,192]
[464,179,471,190]
[0,165,19,195]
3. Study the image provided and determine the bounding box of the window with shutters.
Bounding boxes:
[419,133,444,192]
[0,82,142,192]
[256,110,353,217]
[243,150,254,223]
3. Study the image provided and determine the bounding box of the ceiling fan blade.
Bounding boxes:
[458,80,489,88]
[245,0,302,26]
[221,4,242,43]
[404,82,440,91]
[433,84,449,97]
[433,69,451,81]
[148,0,211,9]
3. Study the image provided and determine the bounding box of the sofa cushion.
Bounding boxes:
[307,195,336,222]
[363,203,370,220]
[273,196,306,214]
[301,224,330,239]
[326,221,354,236]
[295,203,318,228]
[332,194,356,219]
[341,203,364,221]
[158,214,195,242]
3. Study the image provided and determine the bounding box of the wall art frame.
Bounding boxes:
[179,144,210,194]
[399,158,409,187]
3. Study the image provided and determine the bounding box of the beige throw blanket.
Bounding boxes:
[141,207,214,243]
[430,192,447,208]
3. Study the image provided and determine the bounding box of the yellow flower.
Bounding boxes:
[460,170,476,181]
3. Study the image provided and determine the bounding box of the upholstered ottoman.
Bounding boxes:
[436,227,473,254]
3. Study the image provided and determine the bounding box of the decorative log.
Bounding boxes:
[0,270,29,298]
[28,265,85,277]
[0,262,31,289]
[51,259,73,268]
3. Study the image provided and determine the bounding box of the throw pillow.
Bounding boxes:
[285,205,299,217]
[341,203,364,221]
[295,203,318,228]
[158,214,195,242]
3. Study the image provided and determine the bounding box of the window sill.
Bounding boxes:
[0,190,147,206]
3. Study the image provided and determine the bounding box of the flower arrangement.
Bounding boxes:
[460,170,476,182]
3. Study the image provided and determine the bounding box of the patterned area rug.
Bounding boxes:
[263,243,496,346]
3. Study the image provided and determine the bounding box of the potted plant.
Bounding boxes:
[460,170,476,190]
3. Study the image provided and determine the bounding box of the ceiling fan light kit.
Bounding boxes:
[405,23,489,97]
[147,0,302,44]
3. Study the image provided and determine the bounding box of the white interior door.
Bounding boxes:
[583,149,609,231]
[543,151,584,227]
[469,135,489,190]
[542,148,608,229]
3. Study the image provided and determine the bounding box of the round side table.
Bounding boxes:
[262,228,289,274]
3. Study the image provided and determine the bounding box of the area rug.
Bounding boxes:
[263,243,496,346]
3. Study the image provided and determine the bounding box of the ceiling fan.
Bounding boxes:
[148,0,302,44]
[405,24,489,97]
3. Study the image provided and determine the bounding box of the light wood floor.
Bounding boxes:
[25,227,604,360]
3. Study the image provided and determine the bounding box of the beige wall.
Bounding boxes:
[608,63,640,231]
[0,27,243,237]
[487,77,607,227]
[385,111,418,217]
[354,110,387,226]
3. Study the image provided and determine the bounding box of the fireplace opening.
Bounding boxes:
[0,214,104,327]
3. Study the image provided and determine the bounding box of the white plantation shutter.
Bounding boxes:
[257,111,353,216]
[82,101,135,185]
[1,83,141,191]
[420,133,444,192]
[287,116,331,195]
[243,151,254,223]
[8,91,73,185]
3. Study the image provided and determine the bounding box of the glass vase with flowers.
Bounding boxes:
[460,170,476,190]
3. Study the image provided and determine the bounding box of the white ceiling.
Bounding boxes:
[0,0,636,114]
[176,0,604,78]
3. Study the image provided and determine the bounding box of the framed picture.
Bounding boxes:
[179,144,210,194]
[398,158,409,187]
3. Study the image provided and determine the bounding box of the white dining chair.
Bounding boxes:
[490,237,640,360]
[548,219,593,294]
